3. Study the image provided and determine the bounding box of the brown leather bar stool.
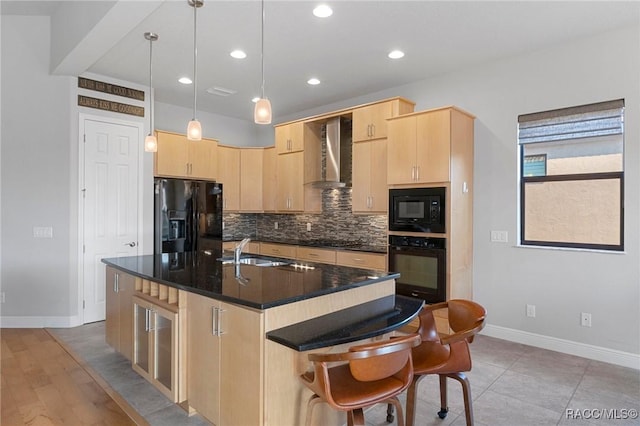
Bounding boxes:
[387,299,486,426]
[300,333,421,426]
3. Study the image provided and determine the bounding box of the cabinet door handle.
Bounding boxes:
[371,124,375,137]
[149,309,156,332]
[144,308,150,332]
[411,166,415,181]
[211,306,217,336]
[215,308,226,336]
[114,273,119,293]
[416,166,420,181]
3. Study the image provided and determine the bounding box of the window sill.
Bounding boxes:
[515,243,626,255]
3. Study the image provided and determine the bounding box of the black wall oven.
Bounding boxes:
[388,235,446,304]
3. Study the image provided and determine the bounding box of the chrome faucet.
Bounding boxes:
[234,237,251,264]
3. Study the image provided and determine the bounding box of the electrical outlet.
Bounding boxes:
[0,292,5,304]
[581,312,592,327]
[306,223,311,232]
[222,221,225,230]
[274,222,278,230]
[526,304,536,318]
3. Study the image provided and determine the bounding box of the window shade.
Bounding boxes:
[518,99,624,145]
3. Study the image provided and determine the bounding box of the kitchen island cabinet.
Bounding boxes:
[187,292,263,426]
[102,251,415,426]
[105,267,135,361]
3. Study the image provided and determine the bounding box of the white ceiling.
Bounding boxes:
[3,1,639,123]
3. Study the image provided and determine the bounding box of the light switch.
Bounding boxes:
[33,226,53,238]
[490,230,508,243]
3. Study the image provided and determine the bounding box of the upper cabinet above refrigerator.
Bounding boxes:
[154,130,218,180]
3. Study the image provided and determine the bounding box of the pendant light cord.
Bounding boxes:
[149,37,154,132]
[260,0,265,99]
[193,3,198,120]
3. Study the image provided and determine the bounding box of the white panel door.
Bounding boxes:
[83,118,140,323]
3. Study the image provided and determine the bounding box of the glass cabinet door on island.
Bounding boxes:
[132,296,180,402]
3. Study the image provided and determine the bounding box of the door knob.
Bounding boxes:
[124,242,137,247]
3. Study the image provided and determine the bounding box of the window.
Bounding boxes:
[518,99,624,251]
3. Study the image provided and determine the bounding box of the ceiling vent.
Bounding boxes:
[206,86,237,96]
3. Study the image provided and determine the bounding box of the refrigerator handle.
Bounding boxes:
[193,183,199,252]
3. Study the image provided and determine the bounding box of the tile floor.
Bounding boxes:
[50,322,640,426]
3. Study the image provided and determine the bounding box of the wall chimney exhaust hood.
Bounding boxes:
[310,116,352,189]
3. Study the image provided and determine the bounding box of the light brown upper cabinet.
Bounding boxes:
[240,148,264,212]
[275,121,304,154]
[262,147,277,212]
[155,130,218,180]
[352,98,415,142]
[387,107,475,185]
[352,139,388,213]
[217,145,240,211]
[275,122,322,213]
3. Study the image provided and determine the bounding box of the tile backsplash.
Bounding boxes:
[223,188,387,246]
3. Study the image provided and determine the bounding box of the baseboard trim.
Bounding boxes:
[0,315,83,328]
[482,324,639,370]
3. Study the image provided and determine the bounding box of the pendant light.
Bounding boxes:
[254,0,272,124]
[144,32,159,152]
[187,0,203,141]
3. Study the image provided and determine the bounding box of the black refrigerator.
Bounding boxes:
[154,178,223,254]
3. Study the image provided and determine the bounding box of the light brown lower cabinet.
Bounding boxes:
[335,250,387,271]
[105,267,135,361]
[187,292,264,426]
[132,294,185,403]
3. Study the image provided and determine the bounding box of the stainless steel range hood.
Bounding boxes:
[310,116,352,189]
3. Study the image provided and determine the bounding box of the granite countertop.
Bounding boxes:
[102,249,398,310]
[223,237,387,254]
[266,295,423,351]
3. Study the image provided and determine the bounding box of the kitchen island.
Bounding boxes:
[102,249,421,426]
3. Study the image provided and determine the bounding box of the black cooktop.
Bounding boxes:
[305,239,362,248]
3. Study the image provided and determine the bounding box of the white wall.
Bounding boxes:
[154,101,273,147]
[1,16,75,322]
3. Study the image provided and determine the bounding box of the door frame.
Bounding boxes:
[77,113,145,324]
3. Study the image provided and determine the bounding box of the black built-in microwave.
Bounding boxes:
[388,187,445,233]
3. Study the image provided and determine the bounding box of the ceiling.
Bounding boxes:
[2,1,639,123]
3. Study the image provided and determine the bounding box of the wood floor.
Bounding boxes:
[1,328,142,426]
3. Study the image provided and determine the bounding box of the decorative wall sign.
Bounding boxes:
[78,77,145,101]
[78,95,145,117]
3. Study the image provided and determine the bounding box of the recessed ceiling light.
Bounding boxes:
[178,77,192,85]
[313,4,333,18]
[230,49,247,59]
[307,78,321,85]
[388,50,405,59]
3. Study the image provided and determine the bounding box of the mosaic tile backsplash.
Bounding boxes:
[223,188,387,247]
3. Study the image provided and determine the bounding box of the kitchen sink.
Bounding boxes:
[219,257,289,267]
[239,258,290,267]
